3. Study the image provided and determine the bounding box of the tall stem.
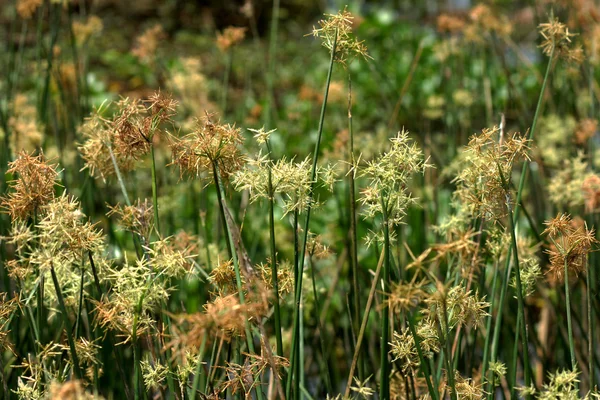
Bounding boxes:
[347,71,362,380]
[50,265,84,380]
[504,182,531,390]
[564,257,577,370]
[379,195,391,400]
[267,142,283,359]
[288,29,337,399]
[487,44,555,387]
[211,161,265,400]
[150,144,161,235]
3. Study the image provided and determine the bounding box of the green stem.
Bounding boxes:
[565,257,577,370]
[190,333,207,399]
[50,265,84,380]
[288,28,338,400]
[380,195,391,400]
[587,256,595,390]
[503,177,531,390]
[487,43,556,390]
[265,0,280,128]
[347,71,362,381]
[407,313,438,400]
[211,161,265,400]
[309,254,333,393]
[150,144,161,235]
[266,142,283,359]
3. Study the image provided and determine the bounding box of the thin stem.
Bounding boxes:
[288,28,338,399]
[587,256,595,390]
[267,141,283,359]
[344,248,384,398]
[347,70,362,380]
[211,161,265,400]
[50,265,84,380]
[309,254,333,394]
[487,44,556,390]
[407,313,439,400]
[380,195,391,400]
[107,142,132,207]
[503,178,531,390]
[565,257,577,370]
[150,144,161,236]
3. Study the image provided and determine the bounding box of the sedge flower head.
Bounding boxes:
[1,151,59,221]
[310,7,370,65]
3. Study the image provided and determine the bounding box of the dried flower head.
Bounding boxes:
[107,199,155,239]
[575,118,597,145]
[132,24,165,63]
[390,318,439,373]
[72,15,103,45]
[539,16,584,63]
[1,151,59,221]
[350,375,375,399]
[453,372,485,400]
[310,7,370,64]
[452,127,530,221]
[256,260,294,298]
[543,214,598,283]
[583,174,600,213]
[216,26,247,52]
[169,112,244,182]
[16,0,42,19]
[5,94,44,153]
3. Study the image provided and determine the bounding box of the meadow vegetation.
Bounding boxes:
[1,1,600,399]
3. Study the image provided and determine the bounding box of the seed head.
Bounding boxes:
[539,16,584,63]
[310,7,370,65]
[543,214,598,283]
[216,26,246,52]
[1,151,59,221]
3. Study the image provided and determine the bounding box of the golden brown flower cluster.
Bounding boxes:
[543,214,598,283]
[1,151,59,221]
[78,92,177,181]
[169,112,244,182]
[216,26,247,52]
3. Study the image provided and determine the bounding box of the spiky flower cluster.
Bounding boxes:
[538,16,584,63]
[311,7,369,65]
[169,112,244,182]
[543,214,597,283]
[107,199,155,240]
[360,129,429,227]
[233,153,335,215]
[423,283,489,331]
[78,93,177,181]
[1,151,59,221]
[140,358,169,391]
[390,319,440,373]
[452,127,530,222]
